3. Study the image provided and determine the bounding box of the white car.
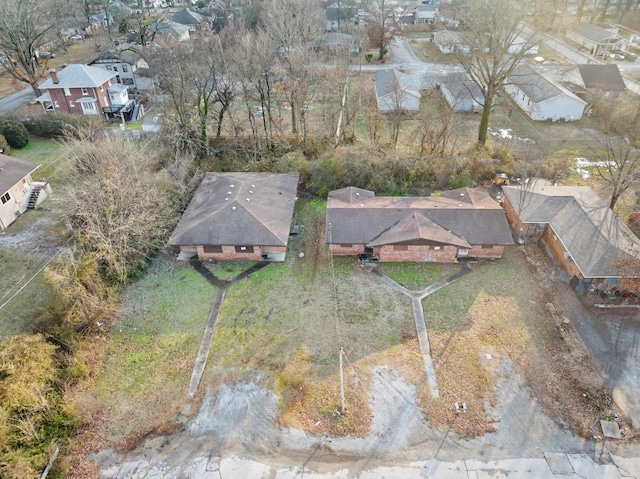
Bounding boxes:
[70,34,84,40]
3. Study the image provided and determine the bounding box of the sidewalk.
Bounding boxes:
[102,452,640,478]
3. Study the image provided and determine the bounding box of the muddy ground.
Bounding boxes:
[85,245,640,478]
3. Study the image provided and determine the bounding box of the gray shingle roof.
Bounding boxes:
[168,172,299,247]
[502,185,640,278]
[577,64,626,92]
[568,23,616,43]
[326,187,513,247]
[441,72,483,103]
[171,9,207,25]
[40,64,116,89]
[0,155,38,196]
[509,64,581,103]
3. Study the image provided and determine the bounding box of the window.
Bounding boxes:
[104,96,109,106]
[116,75,121,84]
[54,100,59,108]
[100,85,104,92]
[393,244,408,251]
[481,245,493,249]
[434,246,441,250]
[458,248,469,256]
[1,192,10,204]
[81,87,88,95]
[106,65,112,70]
[122,65,128,72]
[64,87,71,96]
[113,66,118,72]
[235,245,254,253]
[340,243,352,248]
[203,245,222,253]
[69,101,75,107]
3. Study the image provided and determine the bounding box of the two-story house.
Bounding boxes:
[36,64,117,116]
[89,47,150,88]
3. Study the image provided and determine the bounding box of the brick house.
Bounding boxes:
[326,187,513,262]
[0,155,52,230]
[502,184,640,284]
[36,64,117,116]
[168,172,299,261]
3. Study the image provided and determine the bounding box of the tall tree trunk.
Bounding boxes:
[477,89,494,147]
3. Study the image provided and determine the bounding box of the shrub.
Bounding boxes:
[0,119,29,148]
[22,115,74,138]
[0,134,10,155]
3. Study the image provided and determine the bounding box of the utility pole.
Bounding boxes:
[339,347,345,415]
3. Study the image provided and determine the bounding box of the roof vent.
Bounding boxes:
[251,184,255,188]
[230,184,235,187]
[232,206,236,210]
[249,190,253,194]
[355,192,360,196]
[224,197,229,201]
[227,191,231,195]
[458,204,463,207]
[246,198,250,201]
[460,193,464,197]
[360,203,364,207]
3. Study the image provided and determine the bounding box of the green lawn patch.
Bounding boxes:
[0,247,55,338]
[11,135,69,186]
[93,256,214,440]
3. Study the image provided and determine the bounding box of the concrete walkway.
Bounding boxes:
[368,263,472,398]
[100,451,640,478]
[188,260,269,397]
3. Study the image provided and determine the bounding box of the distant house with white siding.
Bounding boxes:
[505,64,586,121]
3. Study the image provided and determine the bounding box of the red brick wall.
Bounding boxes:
[503,196,524,235]
[377,244,459,262]
[330,243,504,262]
[540,226,582,278]
[179,245,286,261]
[48,82,112,115]
[329,244,365,255]
[467,245,505,258]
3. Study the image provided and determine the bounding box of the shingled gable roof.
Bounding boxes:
[0,155,38,195]
[168,172,299,247]
[325,187,513,247]
[502,185,640,278]
[509,64,585,104]
[39,64,116,89]
[576,64,626,92]
[369,212,471,248]
[568,23,617,43]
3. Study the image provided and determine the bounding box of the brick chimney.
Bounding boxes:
[49,69,59,84]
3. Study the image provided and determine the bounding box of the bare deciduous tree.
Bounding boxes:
[66,137,181,282]
[454,0,537,147]
[364,0,406,62]
[0,0,60,94]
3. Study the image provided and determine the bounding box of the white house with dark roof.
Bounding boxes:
[565,22,623,56]
[432,30,468,55]
[326,187,513,262]
[439,72,483,113]
[89,47,149,88]
[505,64,586,121]
[168,172,299,261]
[502,184,640,282]
[414,4,438,24]
[0,155,51,229]
[373,69,421,114]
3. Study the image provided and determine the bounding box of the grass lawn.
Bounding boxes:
[88,199,589,442]
[11,135,70,187]
[0,245,55,338]
[92,257,215,441]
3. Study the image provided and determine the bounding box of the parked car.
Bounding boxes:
[70,34,84,40]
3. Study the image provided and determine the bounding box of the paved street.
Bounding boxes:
[0,85,35,114]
